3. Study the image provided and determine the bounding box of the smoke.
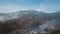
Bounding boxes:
[0,16,6,21]
[29,19,56,34]
[40,20,56,33]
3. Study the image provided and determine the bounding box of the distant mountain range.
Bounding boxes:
[0,10,60,21]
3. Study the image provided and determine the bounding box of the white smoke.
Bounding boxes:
[0,16,6,21]
[29,19,56,34]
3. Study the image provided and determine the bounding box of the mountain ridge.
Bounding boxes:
[0,10,60,21]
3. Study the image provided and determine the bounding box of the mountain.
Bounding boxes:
[0,10,60,21]
[0,10,60,34]
[0,10,44,21]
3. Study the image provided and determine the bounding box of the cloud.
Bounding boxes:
[0,4,39,13]
[0,4,42,13]
[0,4,22,13]
[34,3,47,12]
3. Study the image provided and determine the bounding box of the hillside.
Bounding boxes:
[0,10,60,34]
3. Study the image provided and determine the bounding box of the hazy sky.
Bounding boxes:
[0,0,60,13]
